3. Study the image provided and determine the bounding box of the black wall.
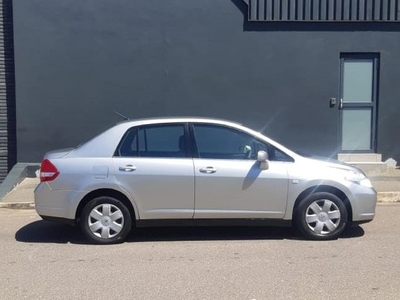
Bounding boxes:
[12,0,400,162]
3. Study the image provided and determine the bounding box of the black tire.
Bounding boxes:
[294,192,348,240]
[80,196,133,244]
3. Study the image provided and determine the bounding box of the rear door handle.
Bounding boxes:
[119,165,137,172]
[199,167,217,174]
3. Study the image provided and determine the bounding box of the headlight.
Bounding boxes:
[345,171,373,188]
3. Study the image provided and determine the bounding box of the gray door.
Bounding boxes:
[339,54,379,152]
[191,124,288,219]
[113,123,195,219]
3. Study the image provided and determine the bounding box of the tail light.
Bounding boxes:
[40,159,60,182]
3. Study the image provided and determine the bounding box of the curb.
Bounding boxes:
[0,202,35,209]
[377,192,400,203]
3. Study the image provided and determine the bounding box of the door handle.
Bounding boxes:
[119,165,137,172]
[199,167,217,174]
[338,98,343,110]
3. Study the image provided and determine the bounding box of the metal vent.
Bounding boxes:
[247,0,400,22]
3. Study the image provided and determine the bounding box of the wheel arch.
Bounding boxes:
[292,185,353,222]
[75,189,137,223]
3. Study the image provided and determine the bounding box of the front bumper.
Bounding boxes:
[349,185,377,222]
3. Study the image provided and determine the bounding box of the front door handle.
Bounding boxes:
[119,165,137,172]
[199,166,217,174]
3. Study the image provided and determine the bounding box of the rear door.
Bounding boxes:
[113,123,195,219]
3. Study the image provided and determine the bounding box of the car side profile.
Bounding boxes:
[34,117,377,244]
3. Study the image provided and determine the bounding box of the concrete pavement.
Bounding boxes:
[0,178,37,209]
[0,169,399,209]
[364,168,400,202]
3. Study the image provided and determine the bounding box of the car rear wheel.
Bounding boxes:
[295,192,348,240]
[80,196,132,244]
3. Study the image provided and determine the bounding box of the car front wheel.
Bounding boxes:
[80,196,132,244]
[295,192,348,240]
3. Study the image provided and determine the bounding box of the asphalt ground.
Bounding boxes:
[0,204,399,299]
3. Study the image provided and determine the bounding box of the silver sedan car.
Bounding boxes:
[34,117,377,244]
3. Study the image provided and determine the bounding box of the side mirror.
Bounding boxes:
[257,150,269,170]
[257,150,268,162]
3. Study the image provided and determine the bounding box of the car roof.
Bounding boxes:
[116,117,243,127]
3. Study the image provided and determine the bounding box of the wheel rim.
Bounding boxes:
[88,204,124,239]
[305,199,341,235]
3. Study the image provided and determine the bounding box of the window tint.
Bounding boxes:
[269,146,293,162]
[193,124,293,162]
[117,124,186,158]
[193,124,268,160]
[118,128,138,157]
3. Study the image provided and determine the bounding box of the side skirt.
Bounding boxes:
[40,215,76,226]
[136,219,292,228]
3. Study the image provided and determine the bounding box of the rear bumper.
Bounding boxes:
[34,182,85,221]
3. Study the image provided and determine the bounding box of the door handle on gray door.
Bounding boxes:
[119,165,137,172]
[199,166,217,174]
[338,98,344,110]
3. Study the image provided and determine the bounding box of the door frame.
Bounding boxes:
[339,53,380,153]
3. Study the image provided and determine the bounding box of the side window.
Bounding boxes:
[269,146,294,162]
[117,124,186,158]
[118,128,138,157]
[139,125,185,157]
[193,124,267,160]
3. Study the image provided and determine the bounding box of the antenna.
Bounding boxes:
[114,111,130,121]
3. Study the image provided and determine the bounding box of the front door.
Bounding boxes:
[339,54,379,152]
[191,123,289,219]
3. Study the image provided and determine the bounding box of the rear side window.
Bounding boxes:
[116,124,186,158]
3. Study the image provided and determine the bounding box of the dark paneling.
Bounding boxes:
[0,0,16,182]
[12,0,400,163]
[248,0,400,21]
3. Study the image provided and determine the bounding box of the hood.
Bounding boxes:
[301,156,362,173]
